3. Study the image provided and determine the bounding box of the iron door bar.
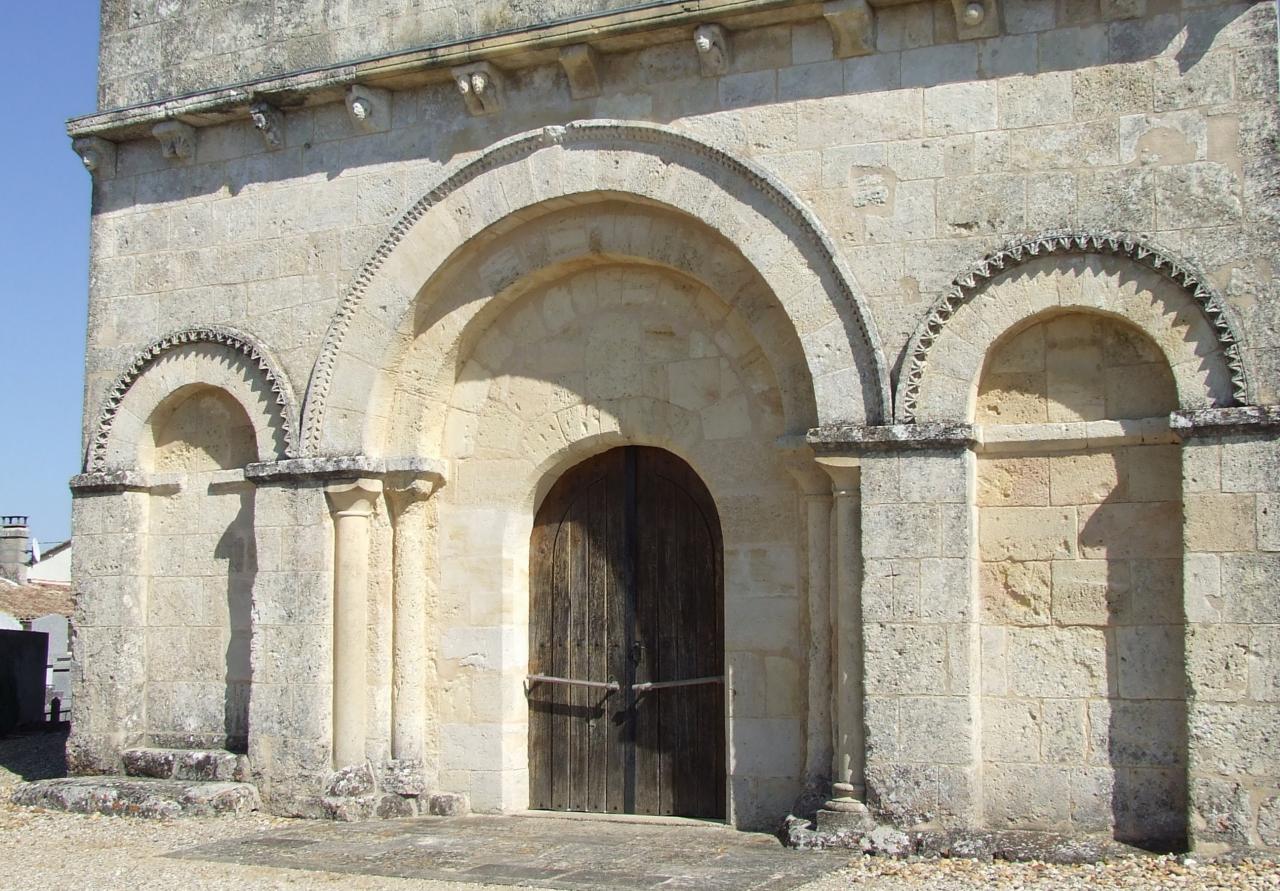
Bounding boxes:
[525,674,621,693]
[631,675,724,693]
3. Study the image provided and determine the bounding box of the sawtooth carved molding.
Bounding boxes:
[896,231,1251,423]
[300,120,892,455]
[87,326,299,472]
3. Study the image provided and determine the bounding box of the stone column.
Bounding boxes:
[325,478,383,769]
[788,465,834,791]
[387,478,438,763]
[815,457,871,826]
[821,458,863,794]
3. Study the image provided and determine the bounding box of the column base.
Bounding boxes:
[816,782,875,833]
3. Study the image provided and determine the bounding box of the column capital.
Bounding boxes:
[815,456,860,494]
[325,477,383,517]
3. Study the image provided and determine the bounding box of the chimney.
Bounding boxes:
[0,516,29,584]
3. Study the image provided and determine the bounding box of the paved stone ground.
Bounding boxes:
[172,814,847,890]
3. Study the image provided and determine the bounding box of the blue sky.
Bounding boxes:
[0,6,100,547]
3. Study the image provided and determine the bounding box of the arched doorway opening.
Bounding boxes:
[528,446,725,819]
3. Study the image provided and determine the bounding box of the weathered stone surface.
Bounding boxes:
[12,777,259,818]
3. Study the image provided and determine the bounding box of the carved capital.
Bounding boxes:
[325,478,384,518]
[948,0,1000,41]
[452,62,505,116]
[558,44,602,100]
[346,84,390,133]
[815,456,860,496]
[72,137,117,178]
[693,24,730,77]
[249,101,286,150]
[824,0,875,58]
[152,120,196,161]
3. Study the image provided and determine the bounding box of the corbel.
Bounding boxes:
[152,120,196,162]
[249,100,286,150]
[823,0,876,58]
[947,0,1000,41]
[452,62,505,116]
[558,44,602,100]
[72,137,117,178]
[693,24,730,77]
[345,84,391,133]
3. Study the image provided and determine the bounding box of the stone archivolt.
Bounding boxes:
[87,326,298,473]
[301,120,892,457]
[896,232,1251,424]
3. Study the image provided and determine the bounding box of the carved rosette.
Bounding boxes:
[87,326,299,472]
[895,231,1251,423]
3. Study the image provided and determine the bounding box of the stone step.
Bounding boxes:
[12,776,260,818]
[122,747,249,782]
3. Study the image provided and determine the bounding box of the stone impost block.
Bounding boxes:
[694,24,730,77]
[247,456,447,486]
[452,62,505,116]
[558,44,601,99]
[151,120,196,161]
[345,84,390,132]
[1171,406,1280,439]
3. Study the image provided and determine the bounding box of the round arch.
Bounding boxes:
[898,232,1251,424]
[301,120,892,456]
[87,326,298,472]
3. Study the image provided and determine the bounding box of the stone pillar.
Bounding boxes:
[326,478,383,769]
[387,478,437,763]
[788,465,834,791]
[817,458,864,806]
[65,477,153,773]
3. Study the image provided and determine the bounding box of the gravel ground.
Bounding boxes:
[2,730,1277,890]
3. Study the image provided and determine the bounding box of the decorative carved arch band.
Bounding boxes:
[86,325,299,472]
[301,119,892,455]
[896,232,1251,423]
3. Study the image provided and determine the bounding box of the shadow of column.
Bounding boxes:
[215,485,257,755]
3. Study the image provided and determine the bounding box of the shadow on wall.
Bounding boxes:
[213,482,256,755]
[1083,465,1189,852]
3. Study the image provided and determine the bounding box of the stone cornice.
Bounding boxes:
[68,0,804,143]
[808,422,976,452]
[244,456,448,485]
[1170,405,1280,438]
[896,231,1251,423]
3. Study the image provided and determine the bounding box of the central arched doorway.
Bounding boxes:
[528,446,725,819]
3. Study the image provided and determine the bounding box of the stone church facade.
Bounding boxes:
[65,0,1280,851]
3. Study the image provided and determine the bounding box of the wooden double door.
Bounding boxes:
[528,446,725,819]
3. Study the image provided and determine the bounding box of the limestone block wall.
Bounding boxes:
[97,0,651,109]
[860,446,978,826]
[69,0,1280,841]
[975,311,1187,846]
[1182,430,1280,851]
[244,482,334,812]
[144,388,257,751]
[79,2,1280,442]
